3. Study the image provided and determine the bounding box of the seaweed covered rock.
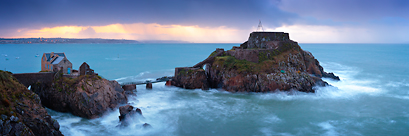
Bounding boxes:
[172,67,209,90]
[31,74,128,119]
[0,70,62,136]
[173,32,339,93]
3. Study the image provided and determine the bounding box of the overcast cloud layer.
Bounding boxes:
[1,0,408,43]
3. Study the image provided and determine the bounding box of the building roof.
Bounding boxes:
[51,56,64,64]
[44,53,65,61]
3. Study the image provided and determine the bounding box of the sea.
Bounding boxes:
[1,43,408,136]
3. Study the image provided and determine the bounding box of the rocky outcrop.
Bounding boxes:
[172,32,339,93]
[0,70,62,136]
[172,67,209,90]
[31,74,128,119]
[118,105,144,127]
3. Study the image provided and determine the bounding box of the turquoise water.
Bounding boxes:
[1,43,409,136]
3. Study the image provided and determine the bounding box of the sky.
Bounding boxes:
[1,0,408,43]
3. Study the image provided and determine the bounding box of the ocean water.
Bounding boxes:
[1,43,409,136]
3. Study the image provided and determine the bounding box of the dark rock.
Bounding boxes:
[156,76,173,82]
[135,108,142,115]
[31,74,128,119]
[9,122,34,136]
[0,70,62,135]
[118,105,143,127]
[323,72,340,80]
[3,120,12,135]
[51,118,60,130]
[119,105,135,120]
[146,82,152,89]
[142,123,152,129]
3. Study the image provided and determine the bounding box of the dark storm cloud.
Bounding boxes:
[279,0,409,22]
[0,0,296,30]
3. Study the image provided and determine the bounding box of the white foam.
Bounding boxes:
[263,115,281,124]
[114,69,174,83]
[320,62,384,96]
[386,80,409,88]
[53,62,388,135]
[389,95,409,100]
[317,121,339,136]
[114,71,151,81]
[254,62,384,100]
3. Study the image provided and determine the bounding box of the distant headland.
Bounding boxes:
[0,38,190,44]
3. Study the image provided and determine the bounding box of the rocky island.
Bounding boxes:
[172,32,339,93]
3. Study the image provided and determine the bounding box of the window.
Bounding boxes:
[51,65,53,70]
[48,64,49,69]
[45,64,46,69]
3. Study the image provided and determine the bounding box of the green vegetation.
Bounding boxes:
[208,51,218,57]
[213,56,262,73]
[0,70,33,117]
[258,50,280,62]
[213,47,303,74]
[53,74,103,94]
[177,68,204,76]
[178,69,187,76]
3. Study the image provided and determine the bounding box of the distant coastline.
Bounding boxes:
[0,38,190,44]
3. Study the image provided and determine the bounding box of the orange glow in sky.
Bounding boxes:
[14,23,249,43]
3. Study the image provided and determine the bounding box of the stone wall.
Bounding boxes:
[12,72,55,87]
[246,32,290,49]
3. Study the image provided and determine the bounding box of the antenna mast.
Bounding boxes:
[257,20,264,32]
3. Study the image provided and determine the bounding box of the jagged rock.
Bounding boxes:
[0,70,62,135]
[118,105,142,127]
[135,108,142,115]
[323,72,340,80]
[172,67,209,90]
[31,74,128,119]
[119,105,135,121]
[172,32,339,93]
[51,118,60,131]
